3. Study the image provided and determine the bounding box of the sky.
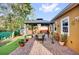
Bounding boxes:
[31,3,69,21]
[0,4,12,16]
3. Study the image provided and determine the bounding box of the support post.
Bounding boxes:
[32,24,33,37]
[48,24,50,38]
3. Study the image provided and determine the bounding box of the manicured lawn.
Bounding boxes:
[0,36,23,55]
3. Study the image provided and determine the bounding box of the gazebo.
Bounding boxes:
[24,19,53,36]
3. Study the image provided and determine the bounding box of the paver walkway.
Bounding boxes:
[10,38,35,55]
[29,40,52,55]
[41,35,78,55]
[42,38,77,55]
[10,35,78,55]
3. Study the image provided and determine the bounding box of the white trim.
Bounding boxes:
[60,16,70,36]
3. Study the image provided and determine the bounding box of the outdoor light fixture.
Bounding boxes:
[75,16,79,22]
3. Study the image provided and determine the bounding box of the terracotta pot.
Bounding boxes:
[55,36,59,41]
[26,39,29,42]
[55,33,60,41]
[19,43,25,47]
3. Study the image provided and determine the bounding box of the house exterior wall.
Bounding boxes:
[54,5,79,53]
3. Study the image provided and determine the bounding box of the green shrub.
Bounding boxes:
[14,30,20,36]
[61,34,67,42]
[18,39,25,44]
[0,31,12,40]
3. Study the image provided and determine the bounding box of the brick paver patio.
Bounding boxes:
[29,40,52,55]
[10,38,35,55]
[10,35,78,55]
[41,38,77,55]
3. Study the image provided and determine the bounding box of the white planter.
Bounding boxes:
[28,36,32,39]
[59,41,65,46]
[27,36,32,39]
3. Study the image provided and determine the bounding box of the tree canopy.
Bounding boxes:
[11,3,33,20]
[0,3,33,31]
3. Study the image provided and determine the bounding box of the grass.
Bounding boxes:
[0,36,24,55]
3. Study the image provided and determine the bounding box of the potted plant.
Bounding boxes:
[50,32,54,44]
[25,34,32,42]
[24,35,29,42]
[18,39,25,47]
[54,32,60,41]
[25,38,29,42]
[59,34,67,46]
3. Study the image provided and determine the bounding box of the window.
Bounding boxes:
[53,24,57,32]
[61,16,70,36]
[55,26,57,31]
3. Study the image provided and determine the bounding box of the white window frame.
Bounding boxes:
[61,16,70,36]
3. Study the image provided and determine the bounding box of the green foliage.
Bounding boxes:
[0,38,22,55]
[11,3,33,20]
[61,34,67,42]
[14,30,20,36]
[18,39,25,44]
[0,31,12,40]
[0,3,33,31]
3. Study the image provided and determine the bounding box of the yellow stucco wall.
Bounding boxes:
[54,5,79,53]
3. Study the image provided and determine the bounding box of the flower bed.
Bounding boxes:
[0,39,11,47]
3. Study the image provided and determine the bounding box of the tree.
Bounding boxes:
[0,3,33,32]
[11,3,33,20]
[10,3,33,30]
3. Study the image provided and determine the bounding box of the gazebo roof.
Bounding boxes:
[25,20,51,24]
